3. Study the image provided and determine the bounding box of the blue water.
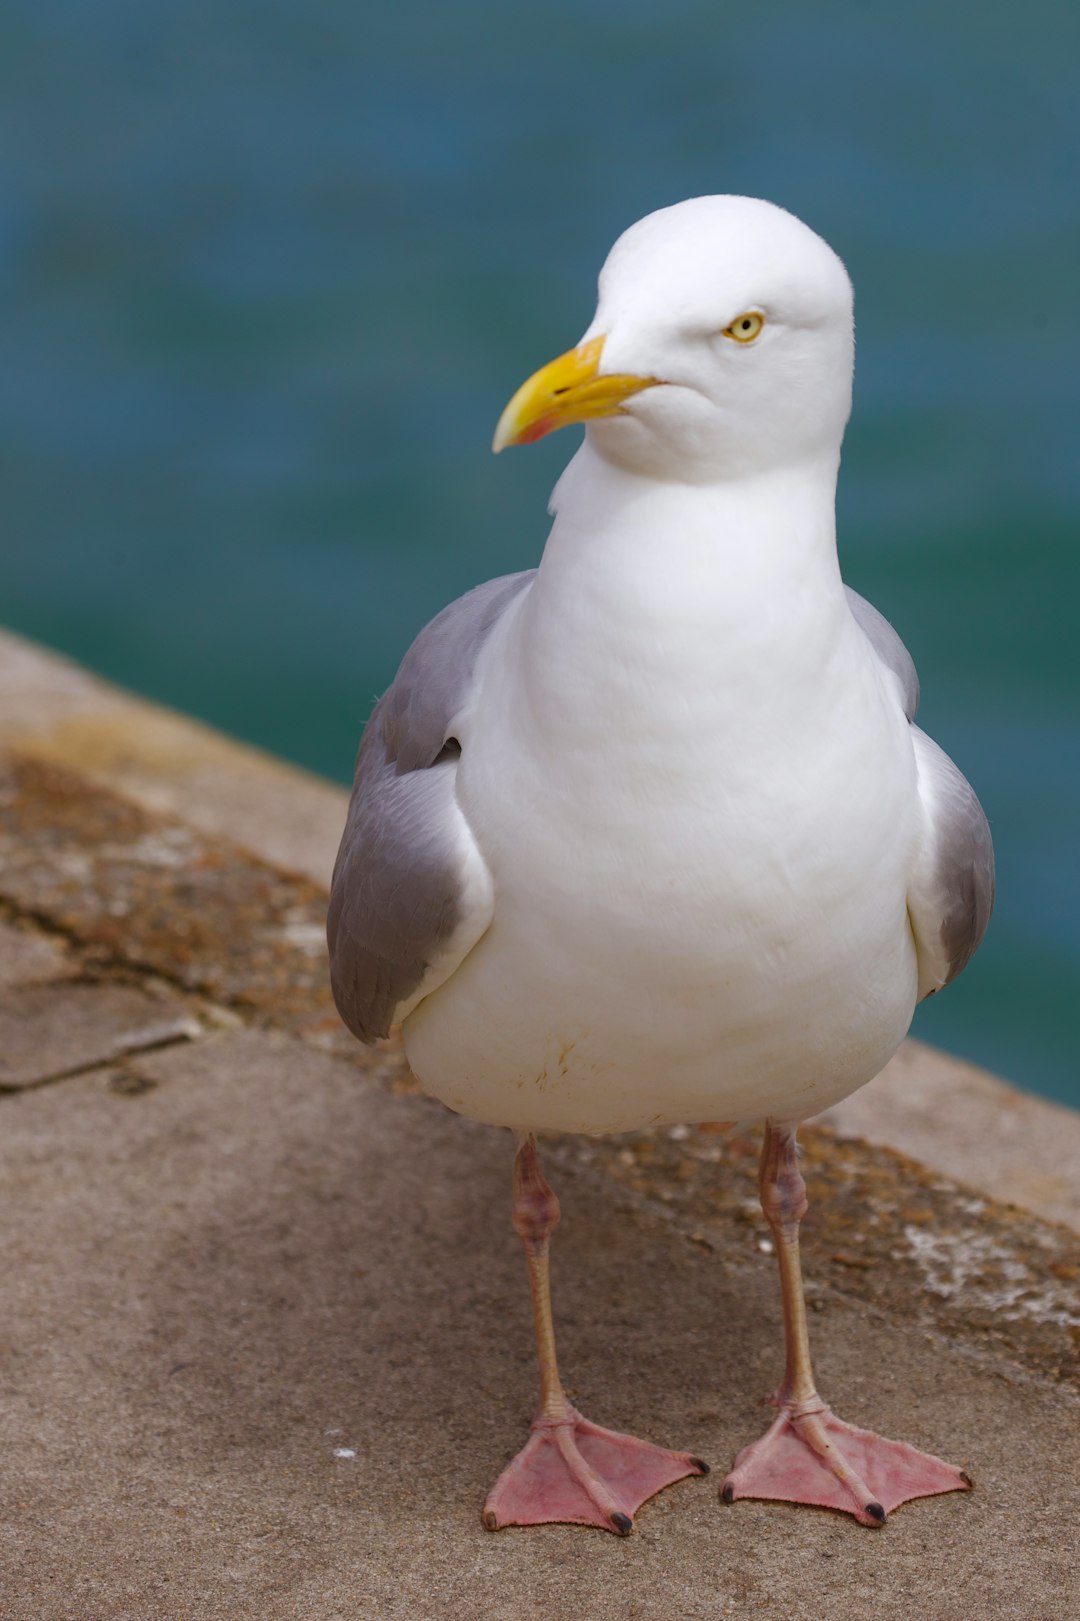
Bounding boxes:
[2,2,1078,1105]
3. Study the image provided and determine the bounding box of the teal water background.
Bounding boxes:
[2,3,1077,1105]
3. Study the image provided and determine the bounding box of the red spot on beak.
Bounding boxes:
[520,416,557,445]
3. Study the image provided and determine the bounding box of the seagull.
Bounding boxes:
[327,196,994,1536]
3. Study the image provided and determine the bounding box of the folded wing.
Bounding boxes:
[845,587,994,999]
[327,571,534,1042]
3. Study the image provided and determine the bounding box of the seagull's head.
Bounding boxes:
[493,196,854,483]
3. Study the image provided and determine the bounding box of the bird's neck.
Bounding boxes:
[501,444,853,756]
[533,442,846,641]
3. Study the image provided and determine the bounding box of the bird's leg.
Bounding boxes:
[513,1131,571,1424]
[482,1133,708,1535]
[721,1121,972,1526]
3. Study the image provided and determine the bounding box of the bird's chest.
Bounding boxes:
[459,596,914,967]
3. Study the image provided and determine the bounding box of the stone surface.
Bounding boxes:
[0,916,69,989]
[0,979,201,1091]
[0,755,341,1051]
[817,1039,1080,1232]
[568,1121,1079,1391]
[0,626,345,888]
[1,1029,1076,1621]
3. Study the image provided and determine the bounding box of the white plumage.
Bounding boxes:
[406,450,921,1133]
[327,195,993,1536]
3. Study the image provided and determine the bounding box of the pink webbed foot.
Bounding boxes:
[721,1401,972,1527]
[483,1406,709,1535]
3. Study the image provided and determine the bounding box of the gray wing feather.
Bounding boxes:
[327,570,534,1042]
[846,584,992,992]
[385,571,536,773]
[908,727,995,997]
[845,586,920,720]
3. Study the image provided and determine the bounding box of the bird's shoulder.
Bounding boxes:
[382,569,535,773]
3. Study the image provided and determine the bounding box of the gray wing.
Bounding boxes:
[327,570,534,1042]
[907,727,995,998]
[846,586,994,996]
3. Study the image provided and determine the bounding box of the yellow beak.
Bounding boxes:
[492,335,658,453]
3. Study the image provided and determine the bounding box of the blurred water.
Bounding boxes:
[2,2,1077,1105]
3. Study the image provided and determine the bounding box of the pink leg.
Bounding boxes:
[482,1135,708,1535]
[721,1122,972,1526]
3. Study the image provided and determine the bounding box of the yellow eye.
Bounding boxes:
[723,311,764,344]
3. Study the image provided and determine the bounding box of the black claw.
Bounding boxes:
[690,1456,711,1475]
[960,1471,974,1488]
[481,1510,498,1531]
[721,1482,735,1504]
[865,1501,886,1523]
[611,1511,633,1536]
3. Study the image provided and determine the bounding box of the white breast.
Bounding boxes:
[404,452,921,1135]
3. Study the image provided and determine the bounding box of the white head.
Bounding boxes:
[494,196,855,485]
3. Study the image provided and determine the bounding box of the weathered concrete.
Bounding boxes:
[0,979,200,1091]
[819,1040,1080,1233]
[1,1029,1076,1621]
[0,627,344,888]
[0,917,69,990]
[0,756,340,1052]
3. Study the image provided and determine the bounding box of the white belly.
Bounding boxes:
[403,575,920,1135]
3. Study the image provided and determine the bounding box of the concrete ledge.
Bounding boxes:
[0,628,344,887]
[2,1028,1076,1621]
[819,1041,1080,1235]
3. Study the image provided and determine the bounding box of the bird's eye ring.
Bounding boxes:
[723,311,765,344]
